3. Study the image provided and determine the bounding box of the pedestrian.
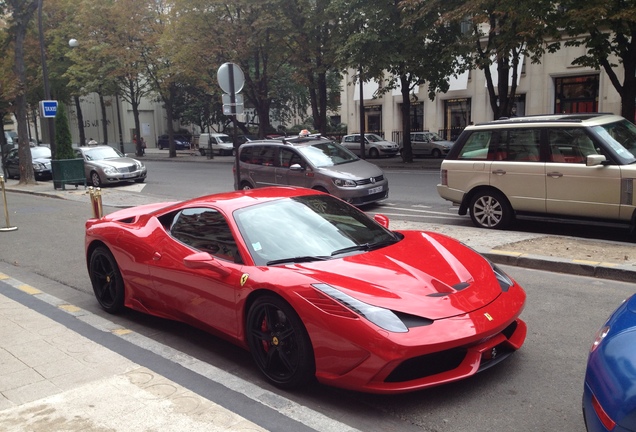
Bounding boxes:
[141,137,146,155]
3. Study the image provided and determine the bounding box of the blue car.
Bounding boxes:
[583,295,636,432]
[157,134,190,150]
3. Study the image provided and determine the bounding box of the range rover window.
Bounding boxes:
[548,128,601,163]
[457,131,493,160]
[592,119,636,163]
[493,129,541,162]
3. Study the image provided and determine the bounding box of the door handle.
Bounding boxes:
[153,252,162,261]
[491,169,506,175]
[547,172,563,178]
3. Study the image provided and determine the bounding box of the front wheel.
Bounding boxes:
[246,295,315,389]
[89,246,125,313]
[431,148,442,158]
[90,171,102,187]
[469,190,513,229]
[239,181,253,190]
[368,148,379,159]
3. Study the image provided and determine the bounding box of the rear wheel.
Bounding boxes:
[239,181,253,190]
[469,189,513,229]
[246,295,315,389]
[89,246,125,313]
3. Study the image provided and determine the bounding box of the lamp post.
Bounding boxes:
[38,0,55,156]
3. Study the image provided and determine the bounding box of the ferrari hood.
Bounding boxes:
[291,231,503,320]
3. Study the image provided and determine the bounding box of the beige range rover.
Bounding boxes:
[437,114,636,230]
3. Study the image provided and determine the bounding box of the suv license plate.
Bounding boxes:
[368,186,383,194]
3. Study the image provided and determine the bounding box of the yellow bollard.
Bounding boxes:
[86,186,103,219]
[0,175,18,232]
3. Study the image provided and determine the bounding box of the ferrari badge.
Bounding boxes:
[240,273,249,286]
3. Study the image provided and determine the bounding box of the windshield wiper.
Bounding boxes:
[331,238,399,256]
[266,255,332,266]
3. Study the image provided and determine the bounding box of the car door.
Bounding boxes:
[275,147,313,188]
[488,128,547,213]
[545,128,621,219]
[410,133,429,156]
[246,145,278,187]
[148,207,244,338]
[342,135,361,156]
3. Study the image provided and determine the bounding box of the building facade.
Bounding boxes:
[340,42,623,143]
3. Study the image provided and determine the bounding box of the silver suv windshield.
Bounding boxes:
[593,120,636,163]
[296,141,359,167]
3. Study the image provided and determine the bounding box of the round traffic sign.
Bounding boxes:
[217,63,245,94]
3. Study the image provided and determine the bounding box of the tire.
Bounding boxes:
[90,171,102,187]
[89,246,125,313]
[368,148,379,159]
[469,189,513,229]
[199,148,206,156]
[431,148,442,158]
[239,181,253,190]
[246,295,315,389]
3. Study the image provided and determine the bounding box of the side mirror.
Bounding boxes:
[373,213,390,229]
[289,163,304,171]
[183,252,231,277]
[586,154,607,166]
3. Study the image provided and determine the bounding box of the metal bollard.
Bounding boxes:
[87,186,103,219]
[0,175,18,232]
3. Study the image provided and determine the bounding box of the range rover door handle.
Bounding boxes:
[547,172,563,178]
[492,169,506,175]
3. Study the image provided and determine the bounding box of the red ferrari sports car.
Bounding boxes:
[85,187,526,394]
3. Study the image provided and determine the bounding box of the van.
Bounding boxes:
[198,133,234,156]
[437,113,636,230]
[235,134,389,206]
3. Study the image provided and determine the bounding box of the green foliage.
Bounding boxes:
[54,102,75,160]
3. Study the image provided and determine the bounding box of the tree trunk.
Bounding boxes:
[400,74,413,163]
[98,92,108,145]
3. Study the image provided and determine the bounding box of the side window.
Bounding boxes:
[278,148,299,168]
[170,208,242,263]
[548,128,599,163]
[344,136,354,143]
[495,129,541,162]
[239,146,253,163]
[257,146,276,166]
[457,131,492,160]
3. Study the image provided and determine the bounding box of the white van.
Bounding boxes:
[198,133,234,156]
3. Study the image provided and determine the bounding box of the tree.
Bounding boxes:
[3,0,39,184]
[409,0,559,120]
[54,101,74,159]
[559,0,636,121]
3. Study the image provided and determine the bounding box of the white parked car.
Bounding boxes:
[199,133,234,156]
[341,134,399,158]
[438,114,636,230]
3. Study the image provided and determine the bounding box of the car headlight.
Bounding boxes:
[333,178,357,188]
[103,167,117,175]
[32,163,46,171]
[313,283,408,332]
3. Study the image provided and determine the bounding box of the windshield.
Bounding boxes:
[217,135,233,143]
[234,195,399,266]
[425,132,446,142]
[31,147,51,159]
[593,120,636,163]
[296,141,359,167]
[366,134,383,142]
[83,147,124,161]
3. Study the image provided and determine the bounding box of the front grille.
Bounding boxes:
[356,175,384,186]
[117,165,136,173]
[385,348,467,382]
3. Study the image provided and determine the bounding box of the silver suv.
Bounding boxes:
[235,134,389,205]
[437,114,636,230]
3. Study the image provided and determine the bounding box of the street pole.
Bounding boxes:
[38,0,55,157]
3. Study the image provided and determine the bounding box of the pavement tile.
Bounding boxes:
[0,368,46,393]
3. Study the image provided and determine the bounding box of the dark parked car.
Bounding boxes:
[5,146,52,180]
[157,134,191,150]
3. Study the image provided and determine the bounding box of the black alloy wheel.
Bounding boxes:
[246,295,315,389]
[89,246,125,313]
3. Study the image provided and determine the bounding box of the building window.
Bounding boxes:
[443,98,471,141]
[365,105,382,134]
[555,75,599,114]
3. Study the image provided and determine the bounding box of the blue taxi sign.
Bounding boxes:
[39,100,58,118]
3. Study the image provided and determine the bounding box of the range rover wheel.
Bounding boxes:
[469,190,513,229]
